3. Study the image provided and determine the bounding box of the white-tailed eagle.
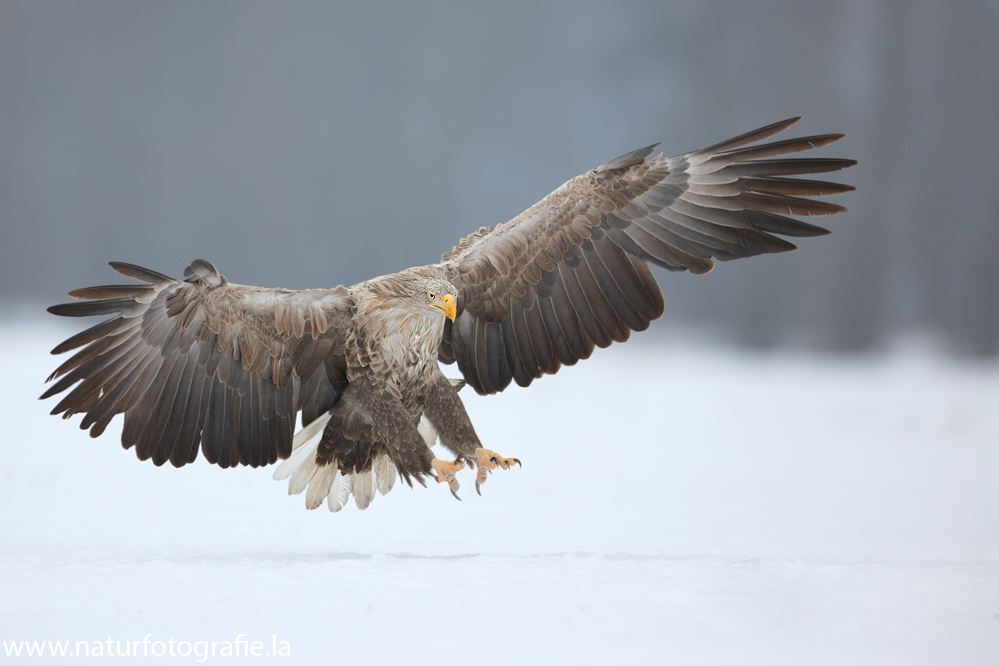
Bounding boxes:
[42,118,855,512]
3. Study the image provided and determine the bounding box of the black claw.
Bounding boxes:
[475,481,482,496]
[514,458,521,467]
[450,487,461,501]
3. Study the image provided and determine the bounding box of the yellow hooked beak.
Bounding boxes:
[433,293,457,321]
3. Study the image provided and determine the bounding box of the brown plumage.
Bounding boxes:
[42,117,855,512]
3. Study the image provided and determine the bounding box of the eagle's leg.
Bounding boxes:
[431,458,465,500]
[424,371,522,496]
[473,448,521,496]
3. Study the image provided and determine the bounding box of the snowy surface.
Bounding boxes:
[2,319,998,664]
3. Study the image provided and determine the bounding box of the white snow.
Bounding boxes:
[2,319,998,664]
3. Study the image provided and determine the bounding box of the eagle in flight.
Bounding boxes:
[42,118,855,512]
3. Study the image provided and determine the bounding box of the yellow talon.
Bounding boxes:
[431,458,465,500]
[473,447,521,495]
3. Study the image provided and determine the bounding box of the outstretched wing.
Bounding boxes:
[42,259,354,468]
[439,117,856,394]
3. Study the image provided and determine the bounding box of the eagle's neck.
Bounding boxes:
[350,287,445,397]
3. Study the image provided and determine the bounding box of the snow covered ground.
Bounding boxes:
[2,318,998,664]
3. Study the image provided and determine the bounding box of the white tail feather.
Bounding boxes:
[328,474,352,513]
[305,463,336,510]
[373,454,396,495]
[272,412,331,481]
[287,455,319,495]
[326,471,345,512]
[274,436,321,484]
[352,471,375,510]
[293,412,332,450]
[273,412,409,513]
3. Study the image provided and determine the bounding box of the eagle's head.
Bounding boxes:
[367,272,458,322]
[415,276,457,322]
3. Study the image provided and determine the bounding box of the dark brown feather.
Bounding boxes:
[42,260,354,469]
[440,118,854,394]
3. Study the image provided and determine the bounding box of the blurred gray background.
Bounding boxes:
[2,0,997,353]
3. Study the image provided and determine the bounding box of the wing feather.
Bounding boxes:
[558,263,608,348]
[585,240,647,331]
[139,352,188,465]
[537,293,573,365]
[499,314,530,388]
[169,351,207,467]
[524,297,557,377]
[441,118,854,394]
[509,300,540,384]
[555,269,598,358]
[42,260,354,468]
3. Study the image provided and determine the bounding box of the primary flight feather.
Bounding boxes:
[42,117,855,512]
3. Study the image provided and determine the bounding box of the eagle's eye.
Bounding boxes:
[428,291,436,301]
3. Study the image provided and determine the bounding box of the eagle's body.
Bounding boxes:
[349,268,456,404]
[42,118,855,512]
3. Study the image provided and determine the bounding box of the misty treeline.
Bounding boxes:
[2,1,996,352]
